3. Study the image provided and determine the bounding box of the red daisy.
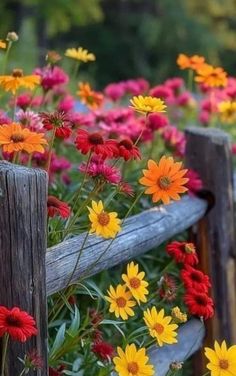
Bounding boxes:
[0,306,37,342]
[40,111,72,139]
[181,265,211,293]
[92,340,115,361]
[117,138,141,161]
[47,196,71,219]
[166,241,199,266]
[75,129,118,158]
[184,290,214,320]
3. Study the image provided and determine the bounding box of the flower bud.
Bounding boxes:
[6,32,19,42]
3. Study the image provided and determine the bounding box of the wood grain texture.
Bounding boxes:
[46,195,207,296]
[0,162,48,375]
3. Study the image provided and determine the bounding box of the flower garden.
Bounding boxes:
[0,32,236,376]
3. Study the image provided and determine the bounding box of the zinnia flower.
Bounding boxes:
[139,156,188,204]
[122,261,149,304]
[181,265,211,293]
[65,47,95,62]
[34,66,68,91]
[143,307,178,347]
[47,196,71,219]
[195,64,227,88]
[184,290,214,320]
[75,129,117,158]
[105,284,136,320]
[0,122,47,154]
[218,100,236,124]
[77,82,104,110]
[117,138,141,161]
[79,159,121,184]
[0,69,40,94]
[40,111,72,139]
[130,95,166,114]
[88,200,121,238]
[113,343,154,376]
[17,110,44,131]
[166,241,199,265]
[205,340,236,376]
[177,54,205,71]
[92,340,115,360]
[0,306,37,342]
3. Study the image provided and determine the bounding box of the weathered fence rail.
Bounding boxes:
[1,127,236,375]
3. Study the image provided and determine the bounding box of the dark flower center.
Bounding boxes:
[119,139,133,150]
[11,133,25,142]
[219,359,229,369]
[195,295,207,306]
[6,314,22,327]
[127,362,139,374]
[129,277,141,289]
[116,297,126,308]
[190,271,202,282]
[97,212,110,226]
[88,133,104,145]
[12,69,23,78]
[158,175,171,190]
[154,323,164,334]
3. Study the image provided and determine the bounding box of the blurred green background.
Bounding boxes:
[1,0,236,87]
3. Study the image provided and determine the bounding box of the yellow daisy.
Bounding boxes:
[65,47,95,63]
[0,40,6,49]
[122,261,149,304]
[105,284,136,320]
[130,95,166,114]
[143,307,178,347]
[0,69,41,95]
[171,306,187,324]
[218,100,236,124]
[205,340,236,376]
[113,343,154,376]
[87,200,121,239]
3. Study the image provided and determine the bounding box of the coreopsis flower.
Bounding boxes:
[218,100,236,124]
[171,307,187,323]
[0,40,6,49]
[122,262,149,304]
[0,306,37,342]
[77,82,104,110]
[113,344,154,376]
[40,111,72,139]
[0,69,41,94]
[47,196,71,219]
[205,341,236,376]
[92,340,115,361]
[181,265,211,293]
[105,284,136,320]
[139,156,188,205]
[177,54,205,70]
[65,47,95,62]
[79,159,121,184]
[88,200,121,238]
[0,122,47,154]
[158,274,177,302]
[195,64,227,88]
[166,241,199,265]
[117,138,141,161]
[17,110,44,131]
[184,290,214,320]
[75,129,117,158]
[130,95,166,114]
[34,66,68,91]
[143,307,178,347]
[186,169,203,196]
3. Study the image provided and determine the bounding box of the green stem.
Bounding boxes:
[18,369,26,376]
[12,93,17,121]
[27,153,33,167]
[46,127,56,173]
[1,333,9,376]
[2,41,12,74]
[188,69,193,92]
[202,372,210,376]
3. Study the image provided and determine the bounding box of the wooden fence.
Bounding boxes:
[0,127,236,375]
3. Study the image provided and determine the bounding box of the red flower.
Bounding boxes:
[181,265,211,293]
[118,181,134,197]
[89,308,103,326]
[184,290,214,320]
[49,365,65,376]
[92,340,115,360]
[117,138,141,161]
[75,129,117,158]
[47,196,71,218]
[166,241,199,266]
[158,274,177,302]
[186,169,203,196]
[79,158,121,184]
[24,349,43,369]
[40,111,72,139]
[0,306,37,342]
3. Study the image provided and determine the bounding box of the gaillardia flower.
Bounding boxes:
[113,344,154,376]
[105,284,136,320]
[75,129,117,159]
[205,340,236,376]
[0,69,41,94]
[47,196,71,219]
[88,200,121,238]
[166,241,199,265]
[181,265,211,293]
[130,95,166,114]
[143,307,178,347]
[184,289,214,320]
[139,156,188,204]
[122,261,149,304]
[65,47,95,62]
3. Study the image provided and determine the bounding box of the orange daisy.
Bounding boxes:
[177,54,205,71]
[77,82,104,110]
[139,156,189,205]
[0,123,48,154]
[195,64,227,88]
[0,69,41,94]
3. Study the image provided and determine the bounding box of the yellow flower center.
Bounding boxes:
[116,297,126,308]
[154,323,164,334]
[12,69,23,78]
[97,212,110,226]
[184,243,195,254]
[219,359,229,370]
[158,176,171,190]
[127,361,139,374]
[11,133,25,143]
[129,277,141,289]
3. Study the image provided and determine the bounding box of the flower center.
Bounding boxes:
[154,323,164,334]
[6,314,22,327]
[88,132,104,145]
[97,212,110,226]
[158,175,171,190]
[11,132,25,143]
[12,68,23,78]
[219,359,229,370]
[184,243,195,254]
[195,294,207,306]
[127,361,139,374]
[119,139,133,150]
[129,277,141,289]
[191,271,202,282]
[116,297,126,308]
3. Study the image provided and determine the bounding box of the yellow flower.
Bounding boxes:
[65,47,95,63]
[0,40,6,49]
[171,306,187,323]
[87,200,121,239]
[143,307,178,347]
[77,82,104,110]
[113,343,154,376]
[122,261,149,304]
[130,95,166,114]
[195,64,227,88]
[205,340,236,376]
[218,100,236,124]
[105,284,136,320]
[0,69,41,94]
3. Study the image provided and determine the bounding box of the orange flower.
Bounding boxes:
[195,64,227,88]
[139,156,189,205]
[0,40,6,49]
[0,69,41,94]
[177,54,205,71]
[77,82,104,110]
[0,123,47,154]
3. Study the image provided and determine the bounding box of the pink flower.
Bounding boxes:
[34,66,69,91]
[68,112,95,128]
[17,110,44,131]
[199,111,210,126]
[58,95,75,113]
[232,144,236,155]
[165,77,184,92]
[79,157,121,184]
[16,93,32,110]
[176,92,193,107]
[118,181,134,196]
[135,78,149,93]
[104,83,125,101]
[150,85,173,100]
[0,111,11,125]
[160,125,186,156]
[186,169,203,195]
[50,154,71,174]
[147,113,169,131]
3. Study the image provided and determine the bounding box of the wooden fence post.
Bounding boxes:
[185,127,236,361]
[0,162,48,375]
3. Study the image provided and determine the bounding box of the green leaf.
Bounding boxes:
[67,306,81,337]
[50,323,66,357]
